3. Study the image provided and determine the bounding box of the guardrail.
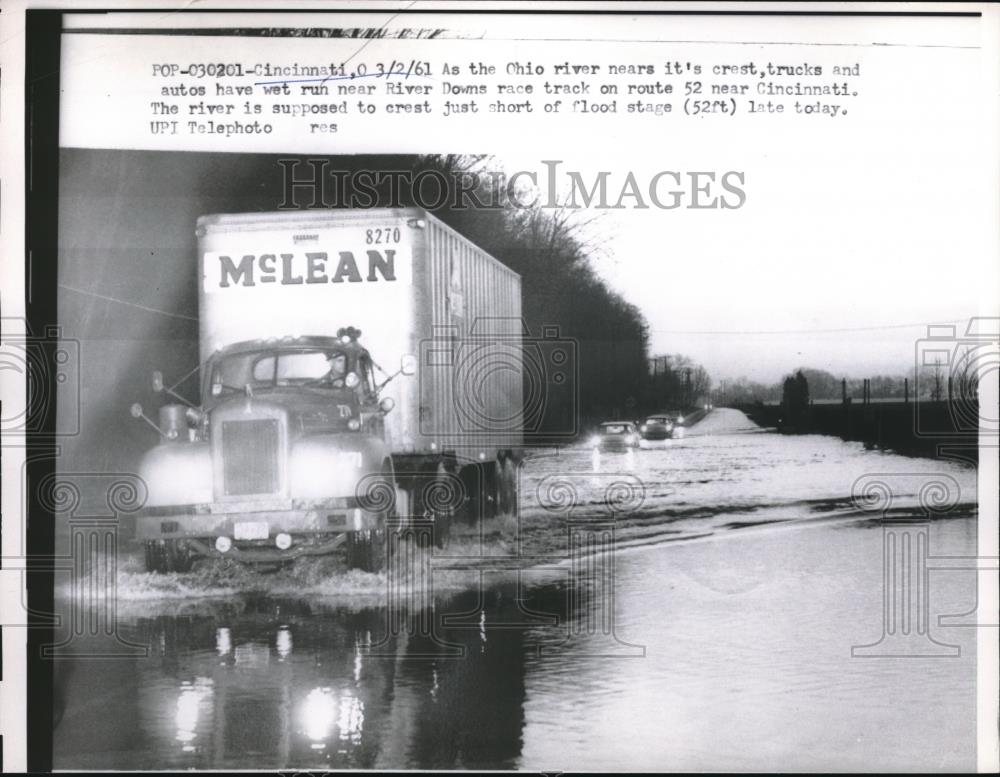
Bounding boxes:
[737,398,979,460]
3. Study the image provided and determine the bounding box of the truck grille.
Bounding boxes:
[221,419,280,496]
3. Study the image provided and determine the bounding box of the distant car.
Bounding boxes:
[590,421,640,450]
[639,415,675,441]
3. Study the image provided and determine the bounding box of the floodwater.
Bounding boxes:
[52,409,980,771]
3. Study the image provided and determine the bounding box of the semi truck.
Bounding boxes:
[132,208,522,573]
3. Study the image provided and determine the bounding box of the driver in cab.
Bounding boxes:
[322,351,350,388]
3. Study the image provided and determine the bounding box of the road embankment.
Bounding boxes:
[738,399,977,460]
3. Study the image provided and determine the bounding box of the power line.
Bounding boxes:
[59,283,198,322]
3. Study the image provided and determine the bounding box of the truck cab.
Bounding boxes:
[135,330,409,573]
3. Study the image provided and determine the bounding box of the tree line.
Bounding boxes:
[376,155,709,430]
[646,353,713,411]
[716,361,979,407]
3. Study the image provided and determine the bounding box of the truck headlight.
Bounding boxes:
[289,446,365,498]
[330,451,362,468]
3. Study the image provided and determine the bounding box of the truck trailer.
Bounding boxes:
[132,208,523,572]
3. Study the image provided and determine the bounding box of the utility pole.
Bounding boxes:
[932,357,943,401]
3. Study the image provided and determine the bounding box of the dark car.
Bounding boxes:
[589,421,640,451]
[639,415,675,441]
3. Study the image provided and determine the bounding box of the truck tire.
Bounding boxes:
[483,461,500,521]
[347,466,400,574]
[143,539,194,574]
[346,529,387,574]
[457,461,501,526]
[458,464,481,526]
[428,462,454,550]
[499,456,519,518]
[496,457,509,516]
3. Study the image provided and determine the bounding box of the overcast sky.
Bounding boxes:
[498,38,988,383]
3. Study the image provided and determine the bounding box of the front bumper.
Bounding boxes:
[135,497,382,540]
[598,440,636,450]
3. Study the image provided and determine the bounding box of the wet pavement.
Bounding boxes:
[52,409,980,770]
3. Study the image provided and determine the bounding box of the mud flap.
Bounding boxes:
[346,529,388,574]
[346,485,408,574]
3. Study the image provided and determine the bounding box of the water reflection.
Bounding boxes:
[276,627,292,659]
[174,677,213,752]
[215,628,231,657]
[300,687,339,746]
[54,519,977,772]
[55,586,579,770]
[590,447,637,473]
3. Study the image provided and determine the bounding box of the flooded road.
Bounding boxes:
[53,409,980,770]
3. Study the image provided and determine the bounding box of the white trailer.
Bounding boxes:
[133,208,523,572]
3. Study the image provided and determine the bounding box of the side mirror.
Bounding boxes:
[400,354,417,376]
[152,371,164,392]
[379,396,396,414]
[130,402,162,436]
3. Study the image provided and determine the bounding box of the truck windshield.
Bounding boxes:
[210,349,356,396]
[252,351,332,383]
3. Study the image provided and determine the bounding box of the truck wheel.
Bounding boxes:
[433,512,451,549]
[428,463,454,550]
[457,462,499,525]
[347,529,387,574]
[143,539,194,574]
[347,466,401,574]
[143,541,165,573]
[458,464,480,526]
[483,461,500,521]
[499,456,519,518]
[496,457,508,516]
